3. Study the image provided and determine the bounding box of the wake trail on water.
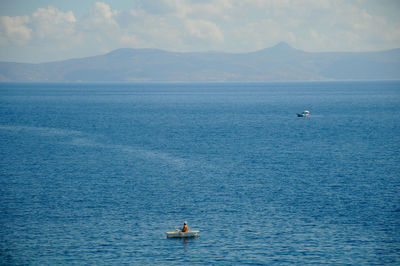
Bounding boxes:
[0,125,83,137]
[0,124,218,175]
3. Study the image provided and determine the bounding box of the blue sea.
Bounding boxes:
[1,81,399,264]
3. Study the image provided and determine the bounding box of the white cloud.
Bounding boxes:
[77,2,123,52]
[121,10,185,50]
[185,19,224,43]
[0,15,32,45]
[296,1,400,51]
[224,0,400,52]
[32,6,76,40]
[85,2,119,30]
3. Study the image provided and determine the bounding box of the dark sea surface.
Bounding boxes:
[0,81,399,265]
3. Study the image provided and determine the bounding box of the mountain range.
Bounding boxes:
[0,42,399,82]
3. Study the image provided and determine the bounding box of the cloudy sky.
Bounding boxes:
[0,0,399,63]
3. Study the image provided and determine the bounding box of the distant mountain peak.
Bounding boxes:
[271,41,294,50]
[253,42,299,54]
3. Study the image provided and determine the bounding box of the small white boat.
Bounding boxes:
[166,230,199,238]
[297,110,310,117]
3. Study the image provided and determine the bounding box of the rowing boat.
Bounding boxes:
[166,230,199,238]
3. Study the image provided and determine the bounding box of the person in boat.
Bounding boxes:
[181,221,188,232]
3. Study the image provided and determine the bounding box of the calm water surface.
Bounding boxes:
[1,82,400,264]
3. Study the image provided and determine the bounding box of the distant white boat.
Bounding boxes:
[297,110,310,117]
[166,230,199,238]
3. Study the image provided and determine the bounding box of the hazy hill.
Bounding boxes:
[0,42,399,82]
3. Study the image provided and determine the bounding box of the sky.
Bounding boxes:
[0,0,399,63]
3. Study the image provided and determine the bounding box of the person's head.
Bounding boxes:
[184,221,187,225]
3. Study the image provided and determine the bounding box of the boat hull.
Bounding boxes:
[297,113,309,117]
[166,230,199,238]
